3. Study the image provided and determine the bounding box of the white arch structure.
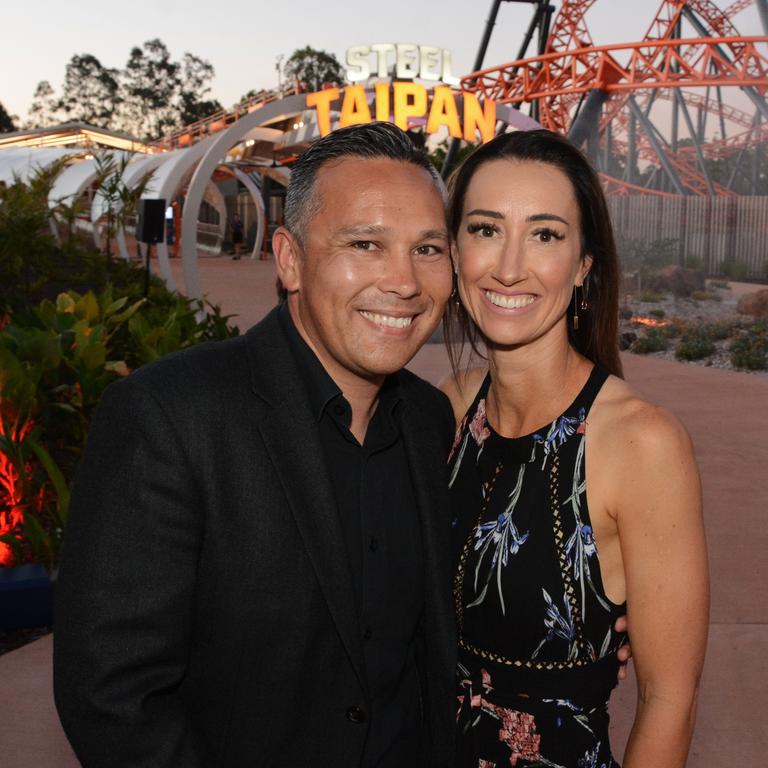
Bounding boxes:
[0,96,309,297]
[227,165,267,259]
[180,95,304,297]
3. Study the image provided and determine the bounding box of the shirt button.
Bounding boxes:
[369,538,379,552]
[363,626,373,641]
[346,706,367,724]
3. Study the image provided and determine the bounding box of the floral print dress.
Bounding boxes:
[450,366,627,768]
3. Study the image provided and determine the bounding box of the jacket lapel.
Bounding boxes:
[245,310,366,693]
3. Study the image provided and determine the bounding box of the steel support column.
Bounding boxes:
[674,90,716,195]
[627,96,686,195]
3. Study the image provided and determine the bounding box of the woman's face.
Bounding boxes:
[456,158,591,350]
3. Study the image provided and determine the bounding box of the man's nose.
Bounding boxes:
[379,251,420,298]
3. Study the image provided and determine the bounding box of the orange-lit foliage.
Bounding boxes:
[631,316,671,328]
[0,418,35,565]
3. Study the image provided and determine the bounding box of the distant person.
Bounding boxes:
[231,212,244,259]
[442,130,708,767]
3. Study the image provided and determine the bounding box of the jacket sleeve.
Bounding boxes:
[54,375,204,767]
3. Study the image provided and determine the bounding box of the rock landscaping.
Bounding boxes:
[619,280,768,375]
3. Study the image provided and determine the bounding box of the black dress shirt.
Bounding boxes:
[278,305,424,766]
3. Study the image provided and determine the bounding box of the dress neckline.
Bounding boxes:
[476,364,608,453]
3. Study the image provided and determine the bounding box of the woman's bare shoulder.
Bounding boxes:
[590,374,695,469]
[439,367,488,424]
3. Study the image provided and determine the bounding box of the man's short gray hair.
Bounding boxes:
[283,122,444,242]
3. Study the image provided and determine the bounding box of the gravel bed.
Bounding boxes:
[620,283,767,377]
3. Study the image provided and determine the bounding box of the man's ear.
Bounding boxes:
[273,226,301,293]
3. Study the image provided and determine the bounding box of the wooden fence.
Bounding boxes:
[607,196,768,279]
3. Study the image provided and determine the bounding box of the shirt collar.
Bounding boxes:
[277,302,403,424]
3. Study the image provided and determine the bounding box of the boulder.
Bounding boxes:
[651,266,706,297]
[619,332,637,350]
[737,288,768,318]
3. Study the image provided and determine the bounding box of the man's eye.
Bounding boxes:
[414,244,444,257]
[351,240,375,250]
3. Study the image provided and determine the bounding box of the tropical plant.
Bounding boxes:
[92,151,154,264]
[0,287,238,570]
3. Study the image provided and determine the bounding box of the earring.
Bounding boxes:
[451,274,460,307]
[573,284,588,330]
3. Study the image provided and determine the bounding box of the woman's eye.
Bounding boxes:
[533,228,564,243]
[467,222,498,238]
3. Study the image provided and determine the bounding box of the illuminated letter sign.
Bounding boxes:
[344,44,460,85]
[307,85,496,144]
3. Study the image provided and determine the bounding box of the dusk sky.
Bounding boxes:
[2,0,763,123]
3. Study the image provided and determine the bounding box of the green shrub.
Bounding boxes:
[661,321,685,339]
[633,328,669,354]
[648,308,666,319]
[676,327,716,361]
[720,257,749,281]
[730,320,768,370]
[684,255,704,271]
[638,290,664,303]
[701,322,734,342]
[0,287,239,569]
[709,279,729,290]
[691,290,720,302]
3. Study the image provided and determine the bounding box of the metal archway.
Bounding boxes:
[180,96,304,298]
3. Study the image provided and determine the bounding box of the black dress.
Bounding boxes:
[450,365,627,768]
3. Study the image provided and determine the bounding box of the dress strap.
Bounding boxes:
[573,364,610,416]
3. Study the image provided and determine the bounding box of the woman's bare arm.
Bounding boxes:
[613,404,709,767]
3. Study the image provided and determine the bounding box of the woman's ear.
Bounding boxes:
[578,253,594,286]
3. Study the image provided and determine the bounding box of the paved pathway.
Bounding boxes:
[1,256,765,765]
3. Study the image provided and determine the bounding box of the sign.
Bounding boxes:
[345,44,460,85]
[307,85,496,144]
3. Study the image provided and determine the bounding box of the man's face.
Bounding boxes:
[276,157,452,387]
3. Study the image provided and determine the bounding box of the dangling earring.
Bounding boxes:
[572,287,580,330]
[573,284,588,330]
[451,273,460,307]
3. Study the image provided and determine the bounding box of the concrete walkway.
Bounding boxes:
[1,255,765,766]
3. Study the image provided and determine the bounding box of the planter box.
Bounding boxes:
[0,564,53,631]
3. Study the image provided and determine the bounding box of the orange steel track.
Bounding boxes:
[461,37,768,113]
[460,0,765,196]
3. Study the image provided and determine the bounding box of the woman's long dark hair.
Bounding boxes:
[445,129,623,378]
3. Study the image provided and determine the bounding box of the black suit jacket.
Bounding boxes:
[54,307,457,767]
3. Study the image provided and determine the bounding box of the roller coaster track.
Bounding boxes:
[461,37,768,107]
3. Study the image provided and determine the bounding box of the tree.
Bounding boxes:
[178,53,222,124]
[23,39,222,140]
[119,39,181,140]
[27,81,60,128]
[0,101,17,133]
[284,46,344,92]
[59,54,120,128]
[426,138,475,174]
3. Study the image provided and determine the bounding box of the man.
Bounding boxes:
[54,123,457,766]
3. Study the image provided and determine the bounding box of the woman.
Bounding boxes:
[442,130,708,768]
